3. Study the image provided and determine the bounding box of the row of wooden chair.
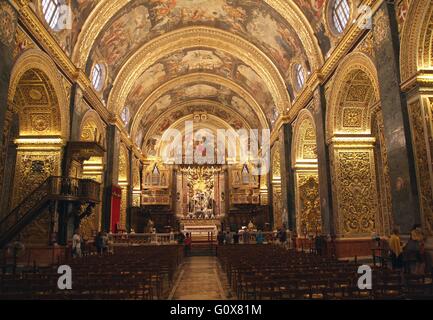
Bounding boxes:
[0,245,183,300]
[217,244,433,300]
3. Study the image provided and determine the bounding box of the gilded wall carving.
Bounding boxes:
[120,187,128,230]
[326,53,380,142]
[355,32,374,60]
[271,142,282,228]
[373,9,390,46]
[11,149,61,244]
[13,27,35,60]
[292,110,321,236]
[296,173,321,236]
[0,1,17,48]
[19,208,51,245]
[372,109,392,235]
[118,143,129,229]
[332,149,377,236]
[12,151,61,206]
[272,186,282,229]
[409,99,433,235]
[272,144,281,180]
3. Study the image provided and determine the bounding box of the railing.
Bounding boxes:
[0,176,100,248]
[0,177,51,237]
[52,177,100,202]
[108,233,180,246]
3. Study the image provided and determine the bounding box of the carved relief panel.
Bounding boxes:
[330,147,378,236]
[12,149,62,244]
[295,172,321,236]
[408,98,433,235]
[271,142,282,228]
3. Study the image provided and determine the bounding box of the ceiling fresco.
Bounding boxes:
[28,0,363,153]
[139,102,256,157]
[85,0,310,93]
[123,47,274,119]
[136,81,264,135]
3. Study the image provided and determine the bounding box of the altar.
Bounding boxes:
[180,218,221,242]
[175,165,226,220]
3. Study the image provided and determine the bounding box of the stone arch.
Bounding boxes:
[78,110,107,237]
[400,0,433,84]
[0,50,70,242]
[326,53,390,239]
[80,110,106,147]
[292,109,321,236]
[108,27,291,115]
[2,49,69,208]
[326,52,380,142]
[129,73,270,141]
[72,0,323,72]
[8,49,70,139]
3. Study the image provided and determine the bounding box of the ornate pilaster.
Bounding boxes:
[372,2,421,233]
[101,125,120,232]
[311,88,334,236]
[12,138,64,244]
[0,2,17,214]
[329,138,379,238]
[407,94,433,237]
[279,123,295,231]
[271,141,282,229]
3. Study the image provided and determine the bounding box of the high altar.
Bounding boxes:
[136,157,269,236]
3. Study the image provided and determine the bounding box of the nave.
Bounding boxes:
[2,242,433,300]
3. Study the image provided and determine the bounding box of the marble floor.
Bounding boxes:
[169,256,234,300]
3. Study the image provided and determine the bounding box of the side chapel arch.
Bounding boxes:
[292,109,321,237]
[326,52,391,237]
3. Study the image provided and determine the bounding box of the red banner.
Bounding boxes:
[110,185,122,233]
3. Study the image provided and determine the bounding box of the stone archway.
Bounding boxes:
[78,110,107,237]
[292,109,321,237]
[326,53,391,243]
[1,49,69,243]
[400,0,433,237]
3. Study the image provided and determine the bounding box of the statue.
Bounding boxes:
[248,220,255,231]
[147,219,155,233]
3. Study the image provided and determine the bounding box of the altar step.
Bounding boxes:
[191,244,216,256]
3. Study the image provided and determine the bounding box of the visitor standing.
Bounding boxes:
[95,232,103,255]
[184,233,192,257]
[256,230,264,244]
[72,229,82,258]
[388,229,403,270]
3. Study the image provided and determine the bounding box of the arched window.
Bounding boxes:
[295,64,305,90]
[121,106,131,126]
[91,64,104,91]
[332,0,350,33]
[42,0,61,29]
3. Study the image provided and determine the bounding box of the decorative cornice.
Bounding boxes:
[15,1,77,79]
